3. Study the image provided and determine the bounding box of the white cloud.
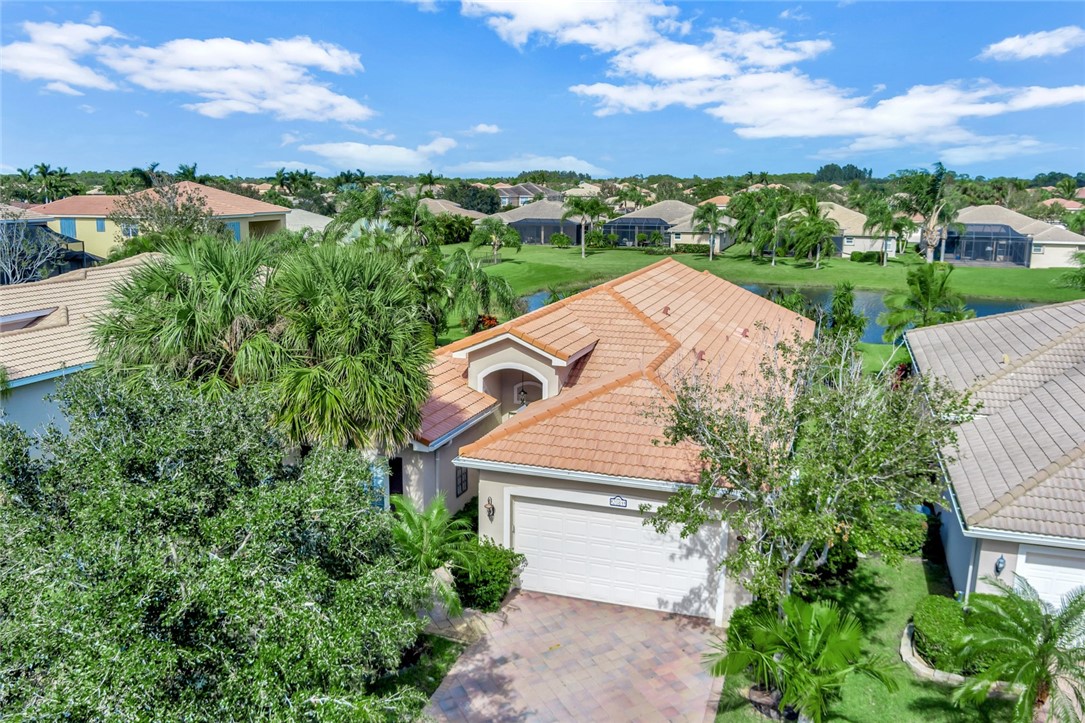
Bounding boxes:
[99,36,372,121]
[78,104,96,113]
[404,0,440,12]
[281,132,302,146]
[940,137,1048,165]
[299,136,457,173]
[1,21,122,92]
[979,26,1085,61]
[468,122,502,134]
[448,154,609,176]
[778,7,811,21]
[134,110,149,117]
[463,1,1085,164]
[258,160,330,173]
[345,126,398,141]
[86,11,103,24]
[1,22,371,122]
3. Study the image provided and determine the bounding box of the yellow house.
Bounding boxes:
[33,182,288,259]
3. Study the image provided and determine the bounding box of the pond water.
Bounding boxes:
[522,287,1040,345]
[738,284,1040,344]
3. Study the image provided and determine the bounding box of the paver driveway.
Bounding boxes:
[426,591,723,722]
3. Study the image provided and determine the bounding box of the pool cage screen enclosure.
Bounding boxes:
[943,224,1032,267]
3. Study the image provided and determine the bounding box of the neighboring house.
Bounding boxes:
[419,197,488,220]
[702,194,730,210]
[33,182,288,258]
[496,182,562,208]
[906,302,1085,606]
[818,201,896,257]
[603,200,696,246]
[1040,198,1084,212]
[0,203,96,278]
[284,208,333,233]
[391,259,813,624]
[0,255,153,433]
[665,210,735,253]
[562,182,602,198]
[490,199,583,245]
[947,205,1085,269]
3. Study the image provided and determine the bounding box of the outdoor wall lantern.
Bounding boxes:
[484,496,496,522]
[994,555,1006,576]
[517,387,529,407]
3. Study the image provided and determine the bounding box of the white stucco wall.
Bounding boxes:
[0,377,67,435]
[395,411,500,513]
[974,538,1019,594]
[466,339,559,399]
[1029,243,1081,269]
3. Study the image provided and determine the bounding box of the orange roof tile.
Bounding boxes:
[423,258,814,484]
[33,182,287,219]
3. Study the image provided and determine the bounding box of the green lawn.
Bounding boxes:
[445,243,1085,303]
[714,558,1014,723]
[369,633,464,710]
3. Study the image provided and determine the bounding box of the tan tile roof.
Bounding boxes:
[427,259,814,483]
[420,197,488,220]
[33,182,287,219]
[612,200,697,224]
[703,195,731,207]
[907,301,1085,541]
[818,202,870,237]
[0,203,52,220]
[956,205,1085,245]
[0,255,155,383]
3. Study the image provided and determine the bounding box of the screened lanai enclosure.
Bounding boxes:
[942,223,1033,267]
[600,217,673,246]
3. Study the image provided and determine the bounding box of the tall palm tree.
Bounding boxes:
[418,170,440,196]
[954,577,1085,723]
[709,597,897,723]
[129,162,160,190]
[274,167,290,194]
[892,162,960,263]
[445,247,519,330]
[271,245,433,450]
[562,196,610,259]
[692,201,726,261]
[470,217,522,264]
[787,198,839,270]
[1055,177,1078,201]
[877,262,975,342]
[862,197,916,265]
[94,235,280,395]
[388,192,436,245]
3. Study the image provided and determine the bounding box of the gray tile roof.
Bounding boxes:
[611,200,696,225]
[284,208,332,232]
[907,301,1085,541]
[956,205,1085,246]
[491,200,579,223]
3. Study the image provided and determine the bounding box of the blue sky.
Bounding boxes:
[2,1,1084,179]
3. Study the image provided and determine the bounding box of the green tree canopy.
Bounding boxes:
[469,217,521,264]
[877,262,975,342]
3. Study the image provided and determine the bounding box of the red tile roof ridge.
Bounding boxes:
[504,323,597,362]
[602,285,678,349]
[458,366,649,458]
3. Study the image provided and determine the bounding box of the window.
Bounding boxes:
[673,233,682,240]
[455,467,469,498]
[121,224,139,239]
[844,237,854,245]
[1033,244,1045,254]
[95,218,105,232]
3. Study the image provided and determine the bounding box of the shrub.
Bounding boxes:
[794,542,859,599]
[726,600,772,653]
[849,250,884,264]
[643,247,676,255]
[452,538,524,612]
[636,232,648,245]
[550,233,572,249]
[584,229,607,248]
[849,251,864,262]
[452,496,479,534]
[960,594,1000,674]
[913,595,964,673]
[674,243,711,254]
[606,233,620,247]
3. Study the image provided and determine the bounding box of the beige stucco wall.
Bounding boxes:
[466,338,560,399]
[1029,243,1081,269]
[841,235,896,256]
[395,411,500,513]
[973,538,1020,594]
[475,469,751,622]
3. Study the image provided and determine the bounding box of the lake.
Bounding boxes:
[522,286,1040,345]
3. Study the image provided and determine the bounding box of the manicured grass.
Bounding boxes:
[443,243,1085,303]
[369,633,464,704]
[714,558,1015,722]
[858,342,911,375]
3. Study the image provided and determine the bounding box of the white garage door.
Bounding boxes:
[511,497,724,620]
[1015,546,1085,606]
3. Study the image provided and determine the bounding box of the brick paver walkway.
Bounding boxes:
[426,591,723,722]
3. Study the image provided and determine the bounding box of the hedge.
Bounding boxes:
[550,233,572,249]
[913,595,965,673]
[849,250,884,263]
[643,247,676,256]
[452,538,525,613]
[674,243,711,254]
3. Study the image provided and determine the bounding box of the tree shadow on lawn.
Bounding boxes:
[905,680,1015,723]
[811,564,891,636]
[922,561,956,597]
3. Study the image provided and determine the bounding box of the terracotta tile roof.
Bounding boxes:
[703,195,731,207]
[417,355,498,446]
[907,301,1085,541]
[428,259,814,483]
[0,255,155,383]
[33,182,287,219]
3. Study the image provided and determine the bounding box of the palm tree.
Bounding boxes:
[418,170,440,196]
[954,577,1085,723]
[351,229,450,338]
[388,192,436,246]
[94,235,280,395]
[692,202,726,261]
[862,197,916,265]
[1055,177,1079,201]
[445,248,519,331]
[709,597,897,723]
[271,244,433,450]
[390,493,476,615]
[877,262,975,342]
[1056,251,1085,291]
[274,167,290,194]
[470,217,522,264]
[562,196,610,259]
[893,162,960,263]
[129,162,160,190]
[787,198,839,270]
